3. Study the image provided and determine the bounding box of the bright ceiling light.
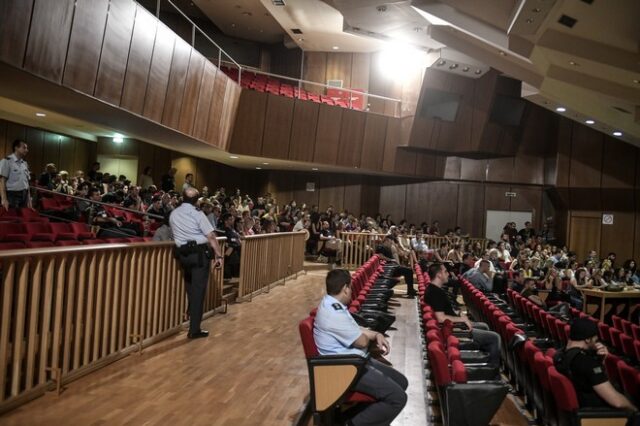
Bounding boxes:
[229,155,239,159]
[378,42,425,80]
[585,119,595,125]
[262,162,269,165]
[255,167,262,170]
[332,46,339,50]
[613,131,623,137]
[555,107,566,112]
[113,133,124,143]
[312,168,319,171]
[35,112,46,117]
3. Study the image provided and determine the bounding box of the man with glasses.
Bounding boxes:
[313,269,408,426]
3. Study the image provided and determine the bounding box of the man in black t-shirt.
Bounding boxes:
[375,236,416,297]
[554,318,637,411]
[424,263,501,367]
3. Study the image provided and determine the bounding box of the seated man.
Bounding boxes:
[314,269,408,426]
[521,277,546,307]
[554,318,637,412]
[425,263,501,367]
[463,259,493,292]
[375,235,416,298]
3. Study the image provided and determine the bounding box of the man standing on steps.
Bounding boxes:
[170,187,224,339]
[0,139,32,210]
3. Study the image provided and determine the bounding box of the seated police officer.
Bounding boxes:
[170,187,224,339]
[554,318,637,412]
[314,269,408,426]
[424,263,501,367]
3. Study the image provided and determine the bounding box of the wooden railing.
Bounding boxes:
[237,232,306,300]
[339,232,488,269]
[0,239,225,414]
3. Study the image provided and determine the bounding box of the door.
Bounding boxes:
[568,216,601,262]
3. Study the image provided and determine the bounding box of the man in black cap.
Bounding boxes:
[554,318,637,412]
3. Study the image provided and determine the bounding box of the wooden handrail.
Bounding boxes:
[237,232,306,300]
[0,238,226,414]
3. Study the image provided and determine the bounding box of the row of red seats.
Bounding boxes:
[221,66,354,108]
[417,265,508,425]
[504,287,638,424]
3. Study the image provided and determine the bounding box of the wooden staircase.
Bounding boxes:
[222,278,239,304]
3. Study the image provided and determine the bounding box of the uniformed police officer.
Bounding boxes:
[554,318,637,413]
[0,139,32,210]
[313,269,408,426]
[170,187,224,339]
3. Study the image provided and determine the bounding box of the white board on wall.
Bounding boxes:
[485,210,533,241]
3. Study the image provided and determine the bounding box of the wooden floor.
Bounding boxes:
[0,266,529,426]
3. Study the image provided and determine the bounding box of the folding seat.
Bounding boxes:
[635,341,640,364]
[49,222,77,240]
[532,352,555,425]
[23,222,55,242]
[612,315,624,332]
[427,341,507,425]
[0,208,18,220]
[620,333,636,362]
[40,197,66,212]
[18,208,47,222]
[0,223,29,243]
[598,322,612,346]
[298,316,375,425]
[609,327,624,355]
[632,324,640,341]
[0,242,25,249]
[82,239,103,245]
[69,222,94,240]
[547,366,629,426]
[604,353,623,389]
[619,319,633,337]
[617,361,640,403]
[26,241,54,248]
[55,240,80,247]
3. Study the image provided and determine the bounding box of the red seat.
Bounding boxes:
[82,239,103,245]
[24,222,55,242]
[69,222,94,240]
[0,242,25,249]
[26,241,54,248]
[19,208,47,222]
[604,353,623,388]
[55,240,80,246]
[49,222,77,240]
[631,324,640,341]
[40,198,66,211]
[620,333,636,361]
[617,361,640,402]
[0,223,29,243]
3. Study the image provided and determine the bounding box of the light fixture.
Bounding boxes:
[255,167,262,170]
[474,69,482,75]
[35,112,46,117]
[526,18,534,24]
[229,155,239,159]
[312,167,318,171]
[113,133,124,143]
[332,46,339,50]
[585,119,595,125]
[262,162,269,165]
[532,7,541,13]
[633,79,639,84]
[462,66,470,72]
[449,63,458,70]
[555,107,566,112]
[297,38,303,41]
[613,131,623,137]
[377,42,424,81]
[498,50,506,56]
[436,60,446,66]
[569,60,578,66]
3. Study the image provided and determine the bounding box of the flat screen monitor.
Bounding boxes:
[420,89,461,122]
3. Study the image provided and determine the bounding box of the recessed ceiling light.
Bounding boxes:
[255,167,262,170]
[297,38,303,41]
[613,131,623,137]
[633,79,639,84]
[229,155,239,159]
[262,162,269,165]
[436,60,446,66]
[498,50,506,56]
[474,69,482,75]
[113,133,124,143]
[569,60,578,66]
[332,46,339,50]
[231,23,236,28]
[585,119,595,125]
[555,107,566,112]
[526,18,534,24]
[241,11,252,16]
[449,64,458,70]
[35,112,46,117]
[462,66,470,72]
[532,7,541,13]
[312,168,318,171]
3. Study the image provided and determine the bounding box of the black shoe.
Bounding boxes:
[187,330,209,339]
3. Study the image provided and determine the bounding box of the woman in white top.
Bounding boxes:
[138,166,154,190]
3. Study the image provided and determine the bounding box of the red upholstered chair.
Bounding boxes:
[26,241,54,248]
[18,208,47,222]
[598,322,612,346]
[82,239,104,245]
[0,222,29,243]
[23,222,55,242]
[49,222,77,240]
[55,240,81,247]
[298,316,374,425]
[0,242,25,250]
[69,222,94,240]
[617,361,640,403]
[609,327,624,354]
[604,353,623,389]
[620,333,636,362]
[620,318,633,338]
[632,324,640,341]
[548,366,629,426]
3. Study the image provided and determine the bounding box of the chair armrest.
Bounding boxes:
[576,407,630,418]
[307,354,371,412]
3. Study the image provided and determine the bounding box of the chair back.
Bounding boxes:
[299,316,319,358]
[548,366,579,411]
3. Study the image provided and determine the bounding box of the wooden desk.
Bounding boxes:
[581,288,640,322]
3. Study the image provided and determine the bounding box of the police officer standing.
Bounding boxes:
[313,269,408,425]
[0,139,32,210]
[170,187,224,339]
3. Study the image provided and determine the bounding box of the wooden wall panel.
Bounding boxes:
[205,71,229,147]
[513,154,544,185]
[360,115,388,170]
[161,39,192,128]
[58,136,75,173]
[337,110,366,168]
[360,183,380,218]
[72,139,91,177]
[428,182,459,231]
[261,95,294,159]
[555,118,572,187]
[444,157,462,180]
[303,52,327,94]
[350,53,371,93]
[291,174,319,208]
[343,183,362,215]
[63,0,109,94]
[569,124,602,188]
[379,185,407,224]
[601,137,636,188]
[143,25,175,122]
[313,105,342,164]
[25,127,43,175]
[120,5,157,115]
[288,100,319,162]
[43,133,61,171]
[568,213,601,262]
[404,182,430,226]
[457,183,485,236]
[229,89,267,156]
[177,52,206,135]
[510,186,543,229]
[218,81,242,151]
[0,0,34,67]
[171,154,197,190]
[94,0,136,105]
[484,184,511,211]
[460,158,486,181]
[382,118,401,172]
[192,62,217,141]
[318,175,345,211]
[23,0,75,83]
[393,149,417,176]
[325,53,352,89]
[486,157,514,182]
[0,120,7,155]
[600,212,634,262]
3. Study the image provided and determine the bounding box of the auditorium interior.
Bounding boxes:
[0,0,639,425]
